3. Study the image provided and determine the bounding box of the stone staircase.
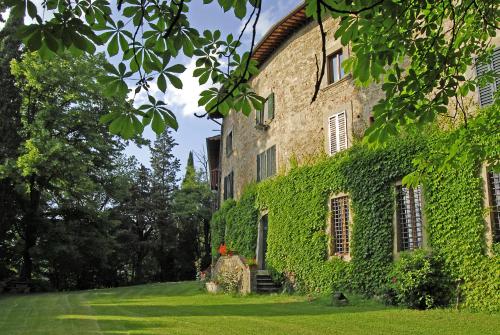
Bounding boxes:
[255,270,281,294]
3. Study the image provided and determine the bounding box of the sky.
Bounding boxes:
[126,0,302,174]
[1,0,303,174]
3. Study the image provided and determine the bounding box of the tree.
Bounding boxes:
[2,0,497,144]
[117,165,156,284]
[174,152,214,277]
[4,51,132,281]
[0,11,23,281]
[150,130,180,281]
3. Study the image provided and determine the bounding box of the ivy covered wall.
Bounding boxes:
[211,111,499,311]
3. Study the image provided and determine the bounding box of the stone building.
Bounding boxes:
[206,4,500,271]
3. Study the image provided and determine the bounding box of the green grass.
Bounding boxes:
[0,281,498,335]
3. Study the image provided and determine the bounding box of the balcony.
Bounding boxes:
[210,168,220,191]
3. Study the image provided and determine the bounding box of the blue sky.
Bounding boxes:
[125,0,302,174]
[2,0,302,174]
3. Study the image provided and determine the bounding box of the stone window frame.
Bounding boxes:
[327,192,352,261]
[392,181,427,258]
[481,165,500,253]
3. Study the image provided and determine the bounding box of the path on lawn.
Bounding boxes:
[0,281,498,335]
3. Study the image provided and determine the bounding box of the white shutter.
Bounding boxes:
[476,48,500,107]
[328,111,348,155]
[477,62,494,107]
[492,48,500,93]
[337,111,347,151]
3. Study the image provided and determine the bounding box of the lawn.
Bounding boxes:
[0,281,498,335]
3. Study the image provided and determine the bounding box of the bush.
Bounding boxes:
[385,250,452,309]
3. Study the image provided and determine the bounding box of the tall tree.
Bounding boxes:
[150,130,180,281]
[174,152,214,278]
[4,52,131,281]
[0,12,23,280]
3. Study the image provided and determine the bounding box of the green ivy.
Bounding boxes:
[210,184,259,261]
[224,184,259,258]
[211,108,499,311]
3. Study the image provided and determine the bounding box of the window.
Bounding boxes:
[327,50,345,84]
[223,171,234,200]
[226,131,233,156]
[331,196,350,256]
[256,92,275,127]
[257,145,276,182]
[476,48,499,106]
[487,171,500,242]
[396,185,424,251]
[328,111,347,155]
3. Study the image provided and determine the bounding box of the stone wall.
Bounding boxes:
[219,17,498,203]
[212,255,255,294]
[219,17,385,203]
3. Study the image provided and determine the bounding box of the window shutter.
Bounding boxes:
[337,111,347,151]
[328,111,347,155]
[256,108,262,125]
[256,154,261,181]
[229,172,234,198]
[328,115,337,155]
[223,176,228,200]
[262,99,269,123]
[267,93,275,120]
[269,146,276,177]
[492,48,500,93]
[477,61,494,106]
[266,146,276,178]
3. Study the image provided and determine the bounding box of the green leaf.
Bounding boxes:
[167,74,183,89]
[152,111,166,134]
[157,74,167,93]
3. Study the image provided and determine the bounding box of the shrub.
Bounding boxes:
[385,250,452,309]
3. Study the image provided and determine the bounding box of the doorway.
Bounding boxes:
[257,214,268,270]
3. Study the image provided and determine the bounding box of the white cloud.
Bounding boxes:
[128,58,211,118]
[164,58,212,117]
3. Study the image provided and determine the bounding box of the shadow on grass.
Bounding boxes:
[59,300,391,335]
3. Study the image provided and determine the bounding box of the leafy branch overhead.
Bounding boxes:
[4,0,499,140]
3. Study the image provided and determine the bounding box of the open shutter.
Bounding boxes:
[328,115,337,155]
[269,146,276,177]
[329,111,347,155]
[256,154,261,181]
[266,146,276,177]
[477,61,494,106]
[267,93,275,120]
[492,48,500,93]
[337,111,347,151]
[256,109,262,125]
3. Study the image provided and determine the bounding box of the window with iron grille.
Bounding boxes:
[476,47,499,106]
[331,196,350,255]
[257,145,276,182]
[327,50,345,84]
[487,171,500,242]
[396,185,424,251]
[226,131,233,156]
[223,171,233,200]
[328,111,347,155]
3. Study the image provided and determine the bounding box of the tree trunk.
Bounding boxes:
[20,177,40,282]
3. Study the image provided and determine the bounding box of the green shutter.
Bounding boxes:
[256,109,262,125]
[267,92,275,120]
[257,154,261,181]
